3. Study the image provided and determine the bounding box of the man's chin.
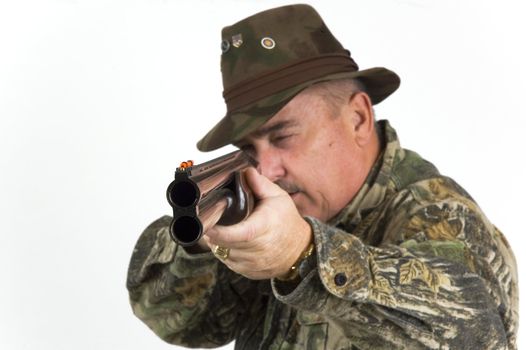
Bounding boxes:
[291,193,306,214]
[292,196,318,220]
[290,192,300,201]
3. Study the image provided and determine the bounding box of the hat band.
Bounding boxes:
[223,50,358,113]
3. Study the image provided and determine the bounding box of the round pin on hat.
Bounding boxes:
[261,37,275,49]
[221,39,230,53]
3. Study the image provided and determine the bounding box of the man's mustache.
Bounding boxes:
[275,180,301,195]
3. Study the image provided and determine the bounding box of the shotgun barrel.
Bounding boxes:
[166,150,256,246]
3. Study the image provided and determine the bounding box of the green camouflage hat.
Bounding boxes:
[197,4,400,152]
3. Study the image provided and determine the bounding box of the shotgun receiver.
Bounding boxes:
[166,150,256,246]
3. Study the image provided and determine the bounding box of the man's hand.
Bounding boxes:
[204,167,313,280]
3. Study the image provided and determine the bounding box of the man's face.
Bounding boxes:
[236,88,374,222]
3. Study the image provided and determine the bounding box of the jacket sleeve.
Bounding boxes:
[272,197,518,350]
[126,216,259,348]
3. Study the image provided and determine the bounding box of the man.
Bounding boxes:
[127,4,518,349]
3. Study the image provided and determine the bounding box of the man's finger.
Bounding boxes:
[206,235,253,250]
[205,220,256,245]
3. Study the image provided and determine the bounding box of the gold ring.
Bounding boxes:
[213,245,230,261]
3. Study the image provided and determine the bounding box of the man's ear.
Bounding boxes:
[348,92,375,147]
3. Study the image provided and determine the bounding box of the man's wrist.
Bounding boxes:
[277,238,315,282]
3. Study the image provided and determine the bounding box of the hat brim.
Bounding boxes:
[197,67,400,152]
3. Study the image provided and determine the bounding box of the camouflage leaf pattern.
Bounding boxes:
[127,120,518,349]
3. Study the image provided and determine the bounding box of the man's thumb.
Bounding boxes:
[244,167,283,199]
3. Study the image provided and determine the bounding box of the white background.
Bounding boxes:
[1,0,525,349]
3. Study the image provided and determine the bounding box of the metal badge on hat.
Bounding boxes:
[232,34,243,48]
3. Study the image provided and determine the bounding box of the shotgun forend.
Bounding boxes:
[166,150,256,246]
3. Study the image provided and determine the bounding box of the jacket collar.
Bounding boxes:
[328,119,404,230]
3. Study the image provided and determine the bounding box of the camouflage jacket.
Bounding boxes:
[127,120,518,349]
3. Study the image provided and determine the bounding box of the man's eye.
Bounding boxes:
[272,134,293,145]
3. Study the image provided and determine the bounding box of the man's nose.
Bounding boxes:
[256,149,285,182]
